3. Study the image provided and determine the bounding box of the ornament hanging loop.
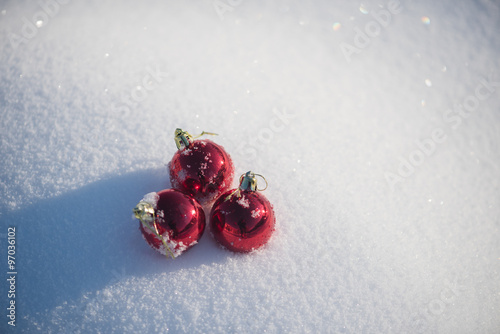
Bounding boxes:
[254,173,268,191]
[194,131,218,138]
[133,201,175,259]
[174,128,218,150]
[133,201,155,223]
[238,171,268,192]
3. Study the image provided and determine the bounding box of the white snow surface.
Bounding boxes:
[142,192,160,209]
[0,0,499,333]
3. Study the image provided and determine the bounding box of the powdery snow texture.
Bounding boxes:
[0,0,499,333]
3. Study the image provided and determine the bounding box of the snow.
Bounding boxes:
[251,209,261,218]
[236,195,250,208]
[141,224,193,259]
[0,0,499,333]
[142,192,160,208]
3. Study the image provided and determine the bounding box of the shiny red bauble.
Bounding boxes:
[169,130,234,203]
[210,172,275,252]
[135,189,205,258]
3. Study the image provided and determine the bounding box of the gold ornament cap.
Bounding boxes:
[174,128,218,150]
[238,171,268,192]
[133,201,155,223]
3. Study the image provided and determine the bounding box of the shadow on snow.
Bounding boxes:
[0,168,230,328]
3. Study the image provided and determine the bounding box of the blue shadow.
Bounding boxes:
[0,168,229,330]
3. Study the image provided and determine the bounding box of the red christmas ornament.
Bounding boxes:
[169,128,234,204]
[133,189,205,258]
[210,171,275,252]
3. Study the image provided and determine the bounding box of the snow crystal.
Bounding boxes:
[141,192,159,209]
[141,225,195,258]
[236,195,250,208]
[251,209,261,218]
[175,169,188,183]
[156,209,164,221]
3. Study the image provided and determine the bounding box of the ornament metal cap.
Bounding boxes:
[174,128,218,150]
[133,201,155,223]
[238,171,268,192]
[133,200,175,259]
[225,171,268,201]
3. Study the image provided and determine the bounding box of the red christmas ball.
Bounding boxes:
[133,189,206,258]
[210,171,275,252]
[169,129,234,203]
